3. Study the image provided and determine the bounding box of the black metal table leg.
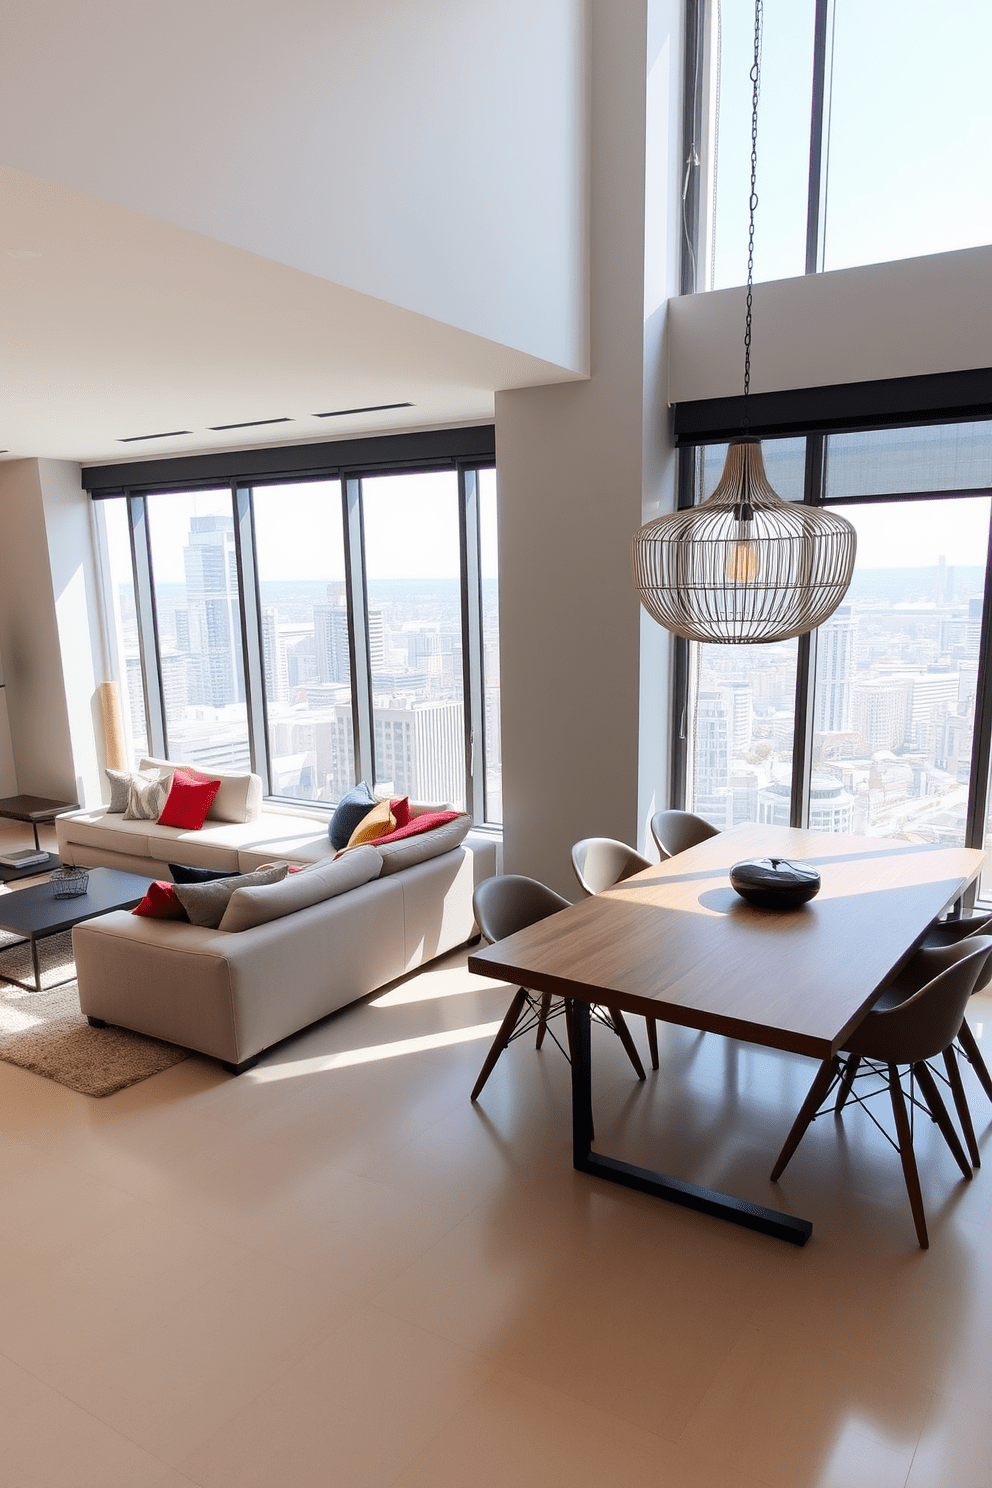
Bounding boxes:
[30,936,42,993]
[569,999,812,1246]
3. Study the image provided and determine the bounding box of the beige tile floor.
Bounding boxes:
[2,822,992,1485]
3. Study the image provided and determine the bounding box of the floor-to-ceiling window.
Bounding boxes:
[677,419,992,897]
[363,471,466,810]
[688,0,992,292]
[144,489,251,772]
[88,431,499,825]
[252,481,353,803]
[97,496,148,766]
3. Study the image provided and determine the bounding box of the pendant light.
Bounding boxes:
[633,0,856,645]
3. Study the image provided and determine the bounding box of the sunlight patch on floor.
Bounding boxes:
[249,1018,502,1083]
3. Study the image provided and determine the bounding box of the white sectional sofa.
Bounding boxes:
[61,760,500,1073]
[56,756,341,878]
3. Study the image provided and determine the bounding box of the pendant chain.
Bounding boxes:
[742,0,762,432]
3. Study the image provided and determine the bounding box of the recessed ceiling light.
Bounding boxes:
[313,402,414,418]
[119,430,192,442]
[208,417,293,431]
[7,248,41,260]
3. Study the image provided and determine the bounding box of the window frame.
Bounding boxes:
[94,430,499,826]
[671,426,992,903]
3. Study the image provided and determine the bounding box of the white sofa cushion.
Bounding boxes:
[139,757,262,824]
[60,811,157,857]
[219,846,382,932]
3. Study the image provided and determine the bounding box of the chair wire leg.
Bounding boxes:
[770,1055,839,1182]
[607,1008,646,1080]
[835,1053,861,1112]
[535,991,553,1050]
[646,1017,659,1071]
[943,1046,981,1168]
[471,987,528,1102]
[914,1061,972,1182]
[958,1019,992,1104]
[888,1064,929,1250]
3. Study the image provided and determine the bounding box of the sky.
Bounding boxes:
[711,0,992,289]
[844,496,990,570]
[102,468,499,587]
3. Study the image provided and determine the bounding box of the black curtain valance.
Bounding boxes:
[673,367,992,446]
[83,425,497,497]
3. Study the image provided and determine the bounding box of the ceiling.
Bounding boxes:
[0,167,579,468]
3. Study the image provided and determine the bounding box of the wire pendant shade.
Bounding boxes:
[632,438,857,644]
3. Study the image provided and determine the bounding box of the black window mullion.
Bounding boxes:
[805,0,835,274]
[458,466,486,823]
[232,484,271,796]
[343,476,375,787]
[670,446,698,810]
[127,492,167,760]
[964,511,992,902]
[789,438,825,826]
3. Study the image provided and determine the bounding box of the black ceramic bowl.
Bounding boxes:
[729,857,821,910]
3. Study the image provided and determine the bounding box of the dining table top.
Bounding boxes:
[468,824,987,1061]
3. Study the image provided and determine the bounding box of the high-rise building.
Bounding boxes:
[814,606,855,733]
[183,514,244,708]
[314,598,385,684]
[373,699,465,807]
[851,679,908,751]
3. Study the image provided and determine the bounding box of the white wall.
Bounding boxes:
[668,245,992,403]
[495,0,681,898]
[0,462,77,802]
[0,0,587,374]
[0,460,107,808]
[38,461,109,809]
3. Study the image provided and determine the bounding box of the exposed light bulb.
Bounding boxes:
[726,540,759,584]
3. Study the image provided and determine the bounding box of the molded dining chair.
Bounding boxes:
[570,837,659,1070]
[650,809,719,861]
[873,932,992,1169]
[470,874,646,1102]
[921,911,992,1107]
[771,937,992,1248]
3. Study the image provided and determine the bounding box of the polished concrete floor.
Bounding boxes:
[1,828,992,1486]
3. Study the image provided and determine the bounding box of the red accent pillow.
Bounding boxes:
[158,769,222,830]
[390,797,411,829]
[132,881,188,919]
[363,810,461,849]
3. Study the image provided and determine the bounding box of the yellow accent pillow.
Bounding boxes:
[345,798,397,847]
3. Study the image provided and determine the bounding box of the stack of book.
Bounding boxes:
[0,847,51,870]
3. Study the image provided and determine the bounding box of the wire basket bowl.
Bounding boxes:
[50,867,90,899]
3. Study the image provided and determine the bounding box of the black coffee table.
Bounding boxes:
[0,868,154,993]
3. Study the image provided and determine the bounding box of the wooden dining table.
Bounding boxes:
[468,824,986,1245]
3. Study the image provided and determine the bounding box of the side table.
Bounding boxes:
[0,794,79,881]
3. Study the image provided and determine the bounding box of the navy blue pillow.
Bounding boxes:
[168,863,238,884]
[328,781,377,849]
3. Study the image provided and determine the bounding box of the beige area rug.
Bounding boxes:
[0,928,190,1096]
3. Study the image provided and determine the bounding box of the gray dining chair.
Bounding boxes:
[470,873,646,1102]
[921,911,992,1108]
[650,809,719,861]
[570,837,659,1069]
[770,937,992,1248]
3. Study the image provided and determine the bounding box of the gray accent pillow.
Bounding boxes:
[219,847,382,932]
[173,863,289,929]
[107,767,160,814]
[123,774,169,821]
[375,814,473,876]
